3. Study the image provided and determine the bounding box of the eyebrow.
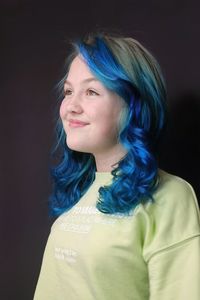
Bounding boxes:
[64,77,99,86]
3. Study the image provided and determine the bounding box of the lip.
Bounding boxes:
[68,119,90,128]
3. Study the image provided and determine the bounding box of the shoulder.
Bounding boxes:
[153,169,200,215]
[140,169,200,261]
[157,169,197,197]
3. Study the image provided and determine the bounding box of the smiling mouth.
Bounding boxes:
[68,120,90,128]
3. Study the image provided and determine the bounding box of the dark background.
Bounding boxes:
[1,0,200,299]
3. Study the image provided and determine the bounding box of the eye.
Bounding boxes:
[87,89,99,96]
[64,89,72,96]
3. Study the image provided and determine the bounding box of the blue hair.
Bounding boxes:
[49,33,167,216]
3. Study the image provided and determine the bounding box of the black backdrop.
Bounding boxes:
[1,1,200,299]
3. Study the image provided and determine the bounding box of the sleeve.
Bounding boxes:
[148,235,200,300]
[142,173,200,300]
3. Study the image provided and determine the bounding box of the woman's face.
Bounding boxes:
[60,56,126,156]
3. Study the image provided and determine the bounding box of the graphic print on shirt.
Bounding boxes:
[53,204,134,264]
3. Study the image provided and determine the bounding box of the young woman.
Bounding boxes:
[34,33,200,300]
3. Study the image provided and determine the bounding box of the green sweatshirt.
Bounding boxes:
[34,170,200,300]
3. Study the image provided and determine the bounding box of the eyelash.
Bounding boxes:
[64,89,72,96]
[87,89,99,96]
[63,89,99,97]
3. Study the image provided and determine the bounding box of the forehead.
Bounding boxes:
[66,56,95,82]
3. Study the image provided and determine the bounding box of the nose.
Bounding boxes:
[61,94,83,115]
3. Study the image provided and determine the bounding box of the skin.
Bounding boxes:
[59,55,127,172]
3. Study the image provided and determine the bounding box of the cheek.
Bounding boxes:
[94,115,120,139]
[102,107,122,129]
[59,102,69,135]
[59,101,65,119]
[60,104,71,132]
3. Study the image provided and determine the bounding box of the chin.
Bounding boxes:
[66,141,90,153]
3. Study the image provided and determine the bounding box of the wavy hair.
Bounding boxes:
[49,32,167,216]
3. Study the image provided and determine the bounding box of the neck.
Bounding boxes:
[94,144,127,172]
